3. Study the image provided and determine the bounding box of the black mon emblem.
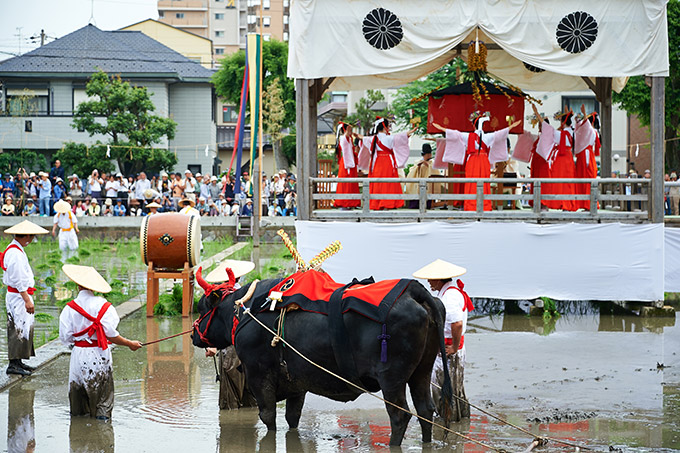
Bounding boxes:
[280,278,295,292]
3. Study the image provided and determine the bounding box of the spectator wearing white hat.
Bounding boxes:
[158,170,171,197]
[183,170,197,202]
[208,175,221,201]
[68,174,82,199]
[115,173,129,213]
[37,172,52,216]
[88,170,103,202]
[199,174,211,200]
[87,198,101,217]
[196,196,209,216]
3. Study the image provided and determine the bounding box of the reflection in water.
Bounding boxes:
[7,386,35,453]
[142,317,199,426]
[69,417,114,453]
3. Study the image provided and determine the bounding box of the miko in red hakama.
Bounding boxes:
[334,134,360,208]
[574,118,600,210]
[368,136,404,210]
[544,129,576,211]
[463,133,492,212]
[530,140,551,208]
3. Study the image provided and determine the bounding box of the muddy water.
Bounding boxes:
[1,306,678,452]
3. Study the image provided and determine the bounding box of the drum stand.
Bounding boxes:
[146,261,195,317]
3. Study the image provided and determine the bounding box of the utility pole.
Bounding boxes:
[15,27,23,54]
[40,29,45,46]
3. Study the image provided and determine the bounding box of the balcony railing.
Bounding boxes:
[310,177,650,223]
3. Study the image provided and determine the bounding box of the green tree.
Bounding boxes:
[391,59,468,135]
[71,70,177,175]
[212,39,296,129]
[281,132,296,166]
[613,0,680,170]
[0,149,47,175]
[263,78,289,168]
[344,89,393,134]
[55,143,115,176]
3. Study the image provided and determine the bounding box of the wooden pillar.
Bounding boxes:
[651,76,666,223]
[295,78,323,220]
[295,78,309,220]
[597,77,613,179]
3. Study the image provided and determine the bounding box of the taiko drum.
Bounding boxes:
[140,213,201,269]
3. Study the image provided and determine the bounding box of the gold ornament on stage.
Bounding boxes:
[467,40,487,72]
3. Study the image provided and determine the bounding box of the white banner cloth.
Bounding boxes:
[665,228,680,292]
[296,221,664,301]
[289,0,669,91]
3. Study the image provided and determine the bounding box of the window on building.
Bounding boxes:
[283,15,289,25]
[159,11,165,18]
[283,0,289,7]
[332,92,348,103]
[263,34,271,41]
[283,32,289,41]
[176,12,184,18]
[247,15,256,25]
[72,87,97,113]
[215,30,224,37]
[263,16,271,27]
[215,13,224,19]
[562,96,599,116]
[215,48,225,55]
[6,87,49,116]
[263,0,270,9]
[223,105,239,123]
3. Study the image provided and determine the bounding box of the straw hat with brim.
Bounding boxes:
[4,220,49,235]
[180,198,195,207]
[146,202,162,209]
[62,264,112,293]
[412,259,467,280]
[205,260,255,283]
[54,199,71,213]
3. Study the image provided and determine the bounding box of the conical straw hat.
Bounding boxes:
[412,259,467,280]
[4,220,49,235]
[62,264,112,293]
[146,202,162,209]
[54,199,72,214]
[205,260,255,283]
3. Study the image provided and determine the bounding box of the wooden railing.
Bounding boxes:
[309,177,650,223]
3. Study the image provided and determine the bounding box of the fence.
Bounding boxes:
[309,177,651,223]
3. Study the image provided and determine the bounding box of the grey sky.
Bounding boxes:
[0,0,158,58]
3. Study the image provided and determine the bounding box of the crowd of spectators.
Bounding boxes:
[0,160,298,218]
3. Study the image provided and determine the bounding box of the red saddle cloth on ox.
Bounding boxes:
[266,270,411,323]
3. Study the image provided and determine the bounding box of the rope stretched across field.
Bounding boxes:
[140,328,193,346]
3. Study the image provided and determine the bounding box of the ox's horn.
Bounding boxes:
[225,267,236,289]
[195,266,212,293]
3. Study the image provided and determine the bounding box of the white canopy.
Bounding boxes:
[288,0,669,91]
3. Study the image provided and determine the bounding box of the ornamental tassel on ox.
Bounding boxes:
[377,324,390,363]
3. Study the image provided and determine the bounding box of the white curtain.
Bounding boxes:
[289,0,669,91]
[296,221,665,302]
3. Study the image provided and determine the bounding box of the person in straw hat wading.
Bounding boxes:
[58,264,142,420]
[52,199,79,261]
[413,259,474,422]
[1,220,49,375]
[200,260,258,410]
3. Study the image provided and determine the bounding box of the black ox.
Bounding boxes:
[191,269,453,446]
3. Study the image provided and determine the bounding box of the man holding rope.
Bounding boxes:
[202,260,257,410]
[413,259,473,422]
[59,264,142,420]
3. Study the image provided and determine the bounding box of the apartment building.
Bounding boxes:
[158,0,289,65]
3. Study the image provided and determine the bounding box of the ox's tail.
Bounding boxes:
[412,281,454,427]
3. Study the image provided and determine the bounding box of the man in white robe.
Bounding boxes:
[52,199,79,260]
[413,259,473,422]
[59,264,142,420]
[2,220,49,376]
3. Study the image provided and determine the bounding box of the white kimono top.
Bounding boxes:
[357,132,410,172]
[2,240,35,339]
[442,127,511,166]
[437,280,468,348]
[59,290,120,386]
